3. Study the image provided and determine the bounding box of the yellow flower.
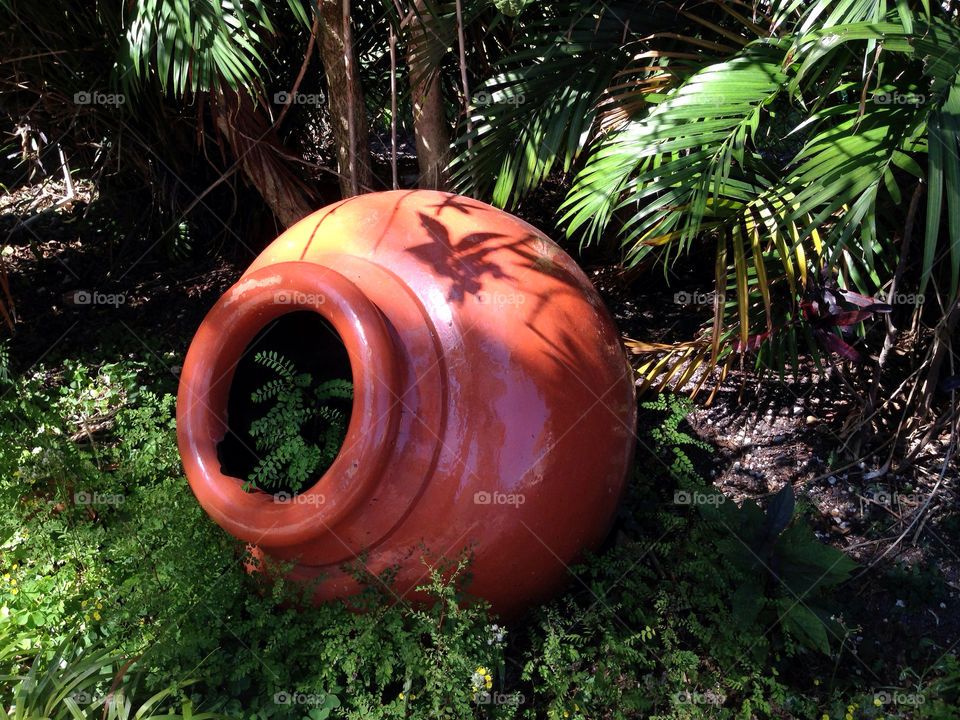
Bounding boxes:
[814,679,820,686]
[2,574,8,580]
[81,600,87,607]
[93,611,101,621]
[873,698,882,707]
[563,713,568,718]
[822,714,830,720]
[10,565,16,570]
[10,588,17,595]
[398,693,404,700]
[847,705,854,713]
[8,580,15,586]
[96,602,102,609]
[845,714,852,720]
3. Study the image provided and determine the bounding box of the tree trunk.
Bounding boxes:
[406,0,451,190]
[317,0,373,197]
[210,89,314,228]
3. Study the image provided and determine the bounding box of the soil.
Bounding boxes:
[2,180,958,689]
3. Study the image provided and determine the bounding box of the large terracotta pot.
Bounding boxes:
[177,190,636,619]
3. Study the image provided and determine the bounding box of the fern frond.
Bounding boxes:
[315,379,354,401]
[250,378,288,404]
[253,350,297,381]
[244,351,353,495]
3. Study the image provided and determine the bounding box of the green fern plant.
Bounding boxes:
[244,350,352,496]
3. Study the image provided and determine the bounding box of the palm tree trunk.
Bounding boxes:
[317,0,373,197]
[210,89,315,228]
[406,0,450,190]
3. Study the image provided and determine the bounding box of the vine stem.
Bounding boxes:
[455,0,472,152]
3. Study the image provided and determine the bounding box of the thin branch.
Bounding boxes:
[455,0,472,151]
[178,165,240,220]
[879,180,924,368]
[343,0,359,197]
[851,407,957,581]
[389,26,399,190]
[276,15,320,129]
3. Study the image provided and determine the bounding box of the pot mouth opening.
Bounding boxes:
[179,261,401,546]
[217,310,353,498]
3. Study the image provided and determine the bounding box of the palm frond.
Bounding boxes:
[118,0,298,98]
[449,0,665,206]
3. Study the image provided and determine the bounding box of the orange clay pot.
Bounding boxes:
[177,190,636,619]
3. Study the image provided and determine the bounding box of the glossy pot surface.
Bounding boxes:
[177,190,636,618]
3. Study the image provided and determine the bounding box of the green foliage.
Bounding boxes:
[136,546,511,720]
[245,350,352,496]
[0,351,505,720]
[519,395,860,718]
[0,350,954,719]
[454,0,960,397]
[698,484,857,657]
[641,394,712,482]
[490,0,532,18]
[0,624,222,720]
[450,0,644,207]
[117,0,315,98]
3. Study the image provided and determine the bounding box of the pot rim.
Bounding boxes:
[177,261,401,547]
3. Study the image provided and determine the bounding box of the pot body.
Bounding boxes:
[177,190,636,619]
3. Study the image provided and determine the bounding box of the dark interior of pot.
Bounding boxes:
[216,310,353,488]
